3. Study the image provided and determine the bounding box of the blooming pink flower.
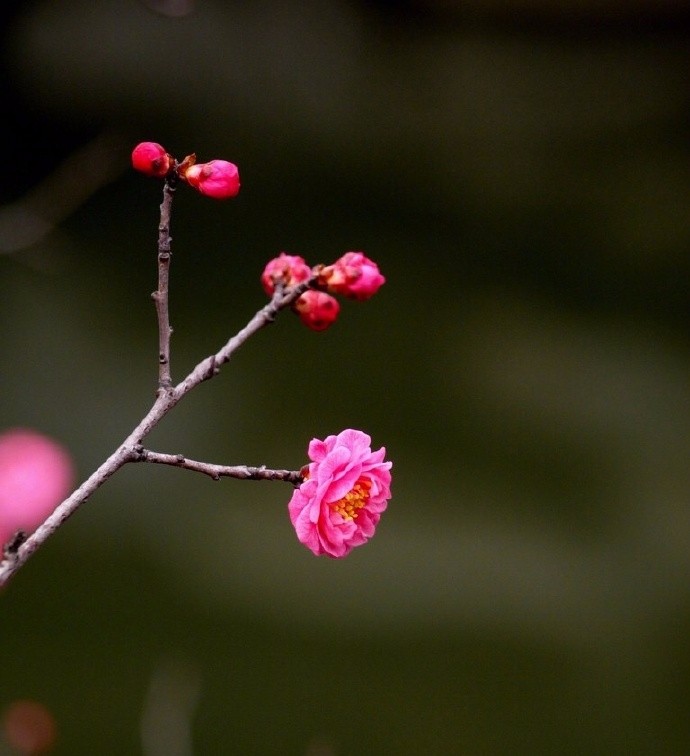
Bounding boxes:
[293,290,340,331]
[261,253,312,296]
[183,159,240,199]
[0,429,74,548]
[321,251,385,301]
[131,142,172,178]
[288,429,392,558]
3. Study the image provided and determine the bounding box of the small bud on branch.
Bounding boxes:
[261,253,312,295]
[319,251,386,300]
[131,142,173,177]
[183,159,241,199]
[293,290,340,331]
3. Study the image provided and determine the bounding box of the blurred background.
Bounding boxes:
[1,0,690,753]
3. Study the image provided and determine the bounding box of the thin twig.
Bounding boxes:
[179,278,312,393]
[135,447,303,484]
[152,179,175,389]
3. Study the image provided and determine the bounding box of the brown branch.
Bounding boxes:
[179,278,311,393]
[0,168,317,588]
[134,447,303,484]
[152,179,175,389]
[0,279,312,588]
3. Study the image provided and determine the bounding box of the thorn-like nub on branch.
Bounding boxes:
[3,529,27,559]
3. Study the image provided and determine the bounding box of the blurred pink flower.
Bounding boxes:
[2,699,57,754]
[293,290,340,331]
[0,429,74,548]
[321,251,385,301]
[183,159,240,199]
[261,253,312,296]
[288,429,392,558]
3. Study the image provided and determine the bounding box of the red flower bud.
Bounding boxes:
[321,251,385,300]
[183,159,240,199]
[261,253,312,296]
[131,142,172,178]
[293,290,340,331]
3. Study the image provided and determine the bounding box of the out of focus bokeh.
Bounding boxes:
[2,0,690,753]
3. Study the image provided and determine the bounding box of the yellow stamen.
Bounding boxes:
[331,477,371,521]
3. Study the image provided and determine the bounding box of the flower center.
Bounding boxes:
[331,477,371,520]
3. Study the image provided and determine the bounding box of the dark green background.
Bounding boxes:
[2,0,690,753]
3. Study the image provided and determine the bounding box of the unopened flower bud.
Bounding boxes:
[321,251,385,300]
[131,142,173,178]
[293,290,340,331]
[261,253,312,295]
[183,159,240,199]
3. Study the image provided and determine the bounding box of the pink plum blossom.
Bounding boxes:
[288,429,392,557]
[261,253,312,296]
[131,142,172,178]
[293,290,340,331]
[321,251,385,301]
[183,159,240,199]
[0,429,74,549]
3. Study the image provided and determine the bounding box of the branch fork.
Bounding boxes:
[0,178,306,587]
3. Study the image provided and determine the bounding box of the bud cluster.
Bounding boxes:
[131,142,385,331]
[131,141,240,199]
[261,251,385,331]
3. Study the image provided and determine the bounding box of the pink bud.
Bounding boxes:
[131,142,172,178]
[0,428,74,548]
[293,290,340,331]
[261,253,312,296]
[321,251,385,300]
[183,159,240,199]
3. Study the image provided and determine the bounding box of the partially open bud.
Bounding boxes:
[131,142,173,178]
[261,253,312,296]
[183,159,240,199]
[293,291,340,331]
[320,251,385,300]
